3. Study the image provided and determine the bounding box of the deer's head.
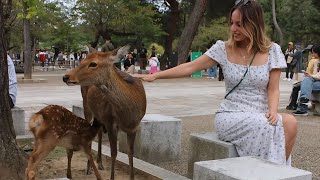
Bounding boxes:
[63,45,130,86]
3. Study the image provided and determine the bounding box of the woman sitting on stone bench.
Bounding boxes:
[293,44,320,116]
[286,44,320,111]
[134,0,297,166]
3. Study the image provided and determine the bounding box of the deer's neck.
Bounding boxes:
[98,70,131,106]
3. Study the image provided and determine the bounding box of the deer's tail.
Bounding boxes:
[29,113,44,135]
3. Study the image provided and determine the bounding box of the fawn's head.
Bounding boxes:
[63,45,130,86]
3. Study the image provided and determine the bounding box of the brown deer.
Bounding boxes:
[25,105,103,180]
[63,45,147,180]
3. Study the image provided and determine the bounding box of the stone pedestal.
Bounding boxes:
[119,114,181,163]
[311,91,320,115]
[72,104,84,118]
[193,156,312,180]
[11,107,25,135]
[188,132,239,178]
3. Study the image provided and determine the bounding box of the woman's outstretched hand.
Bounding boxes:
[132,74,157,82]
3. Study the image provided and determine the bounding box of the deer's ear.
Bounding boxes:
[112,44,130,63]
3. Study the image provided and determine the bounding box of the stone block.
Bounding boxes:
[193,156,312,180]
[138,69,149,74]
[311,91,320,115]
[188,132,239,178]
[72,104,84,118]
[119,114,181,163]
[11,107,25,135]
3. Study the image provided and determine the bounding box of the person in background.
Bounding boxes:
[207,65,218,79]
[151,45,156,57]
[286,44,320,110]
[148,54,159,74]
[134,0,297,165]
[101,38,120,69]
[123,52,135,74]
[293,43,320,116]
[283,42,296,81]
[7,54,17,108]
[101,38,114,52]
[139,43,148,70]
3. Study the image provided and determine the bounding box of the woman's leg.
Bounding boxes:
[280,113,297,160]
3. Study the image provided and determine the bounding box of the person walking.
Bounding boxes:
[283,42,296,81]
[134,0,297,165]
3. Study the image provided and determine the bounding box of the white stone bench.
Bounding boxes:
[119,114,181,163]
[188,132,239,178]
[11,107,25,135]
[72,104,182,163]
[193,156,312,180]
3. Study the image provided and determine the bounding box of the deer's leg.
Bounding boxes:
[83,99,95,174]
[127,132,136,180]
[66,149,73,179]
[97,128,104,170]
[26,140,56,180]
[25,139,39,179]
[84,145,103,180]
[106,123,118,180]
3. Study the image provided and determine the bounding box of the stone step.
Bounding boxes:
[194,156,312,180]
[188,132,239,178]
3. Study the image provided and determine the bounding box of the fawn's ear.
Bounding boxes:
[112,44,130,63]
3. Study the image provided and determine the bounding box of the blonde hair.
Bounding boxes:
[227,0,271,53]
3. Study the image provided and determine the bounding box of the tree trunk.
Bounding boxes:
[177,0,208,64]
[0,1,27,179]
[23,0,32,79]
[160,0,180,70]
[272,0,284,46]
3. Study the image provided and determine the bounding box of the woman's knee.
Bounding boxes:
[282,113,297,136]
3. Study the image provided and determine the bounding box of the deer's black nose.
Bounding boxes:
[63,75,70,83]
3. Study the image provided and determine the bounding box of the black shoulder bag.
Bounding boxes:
[224,51,258,99]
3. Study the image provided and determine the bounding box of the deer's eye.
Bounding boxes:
[88,62,97,68]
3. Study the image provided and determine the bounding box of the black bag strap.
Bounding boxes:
[224,51,258,99]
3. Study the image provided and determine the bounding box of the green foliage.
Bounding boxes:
[259,0,320,47]
[16,0,43,20]
[191,17,229,51]
[74,0,165,46]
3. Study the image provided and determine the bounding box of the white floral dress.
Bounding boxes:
[205,40,289,165]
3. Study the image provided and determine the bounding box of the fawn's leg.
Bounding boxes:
[127,132,137,180]
[66,149,73,178]
[26,139,56,180]
[84,145,102,180]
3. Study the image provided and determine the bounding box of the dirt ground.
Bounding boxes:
[21,146,156,180]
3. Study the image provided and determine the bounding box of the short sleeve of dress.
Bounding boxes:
[204,40,226,66]
[269,43,287,71]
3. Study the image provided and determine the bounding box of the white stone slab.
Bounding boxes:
[194,156,312,180]
[119,114,181,163]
